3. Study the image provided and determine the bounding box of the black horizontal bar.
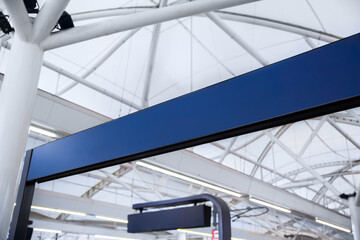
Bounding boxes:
[133,195,210,210]
[128,205,211,233]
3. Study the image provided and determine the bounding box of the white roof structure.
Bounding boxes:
[0,0,360,239]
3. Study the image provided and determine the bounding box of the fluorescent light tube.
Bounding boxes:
[33,228,61,234]
[177,229,246,240]
[96,215,128,223]
[31,205,86,216]
[136,161,241,197]
[316,218,351,233]
[177,229,211,237]
[249,197,291,214]
[29,126,58,138]
[94,235,139,240]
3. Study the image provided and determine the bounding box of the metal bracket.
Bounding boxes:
[132,194,231,240]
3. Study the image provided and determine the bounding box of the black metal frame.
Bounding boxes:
[9,150,35,240]
[132,194,231,240]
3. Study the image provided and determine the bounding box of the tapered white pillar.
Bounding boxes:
[349,196,360,240]
[0,36,44,240]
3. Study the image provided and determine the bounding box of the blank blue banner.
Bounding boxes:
[28,33,360,182]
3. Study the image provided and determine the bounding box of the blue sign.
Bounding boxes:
[27,33,360,182]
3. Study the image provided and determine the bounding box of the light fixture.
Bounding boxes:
[315,218,351,233]
[58,11,74,30]
[23,0,39,13]
[33,228,61,234]
[96,215,128,224]
[29,126,58,138]
[136,161,241,197]
[94,235,139,240]
[0,11,14,34]
[249,197,291,214]
[177,229,246,240]
[31,205,86,216]
[177,229,211,237]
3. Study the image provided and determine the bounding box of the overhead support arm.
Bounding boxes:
[347,109,360,123]
[149,150,351,229]
[297,116,327,158]
[264,130,343,200]
[327,117,360,150]
[178,20,236,77]
[218,137,237,163]
[71,7,155,22]
[41,0,259,50]
[205,12,268,66]
[42,61,143,110]
[32,0,71,43]
[215,12,339,43]
[0,40,142,110]
[70,7,340,43]
[304,37,316,49]
[2,0,32,40]
[57,28,141,96]
[142,0,168,108]
[250,124,291,177]
[141,24,160,107]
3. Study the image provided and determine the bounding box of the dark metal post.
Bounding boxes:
[8,150,35,240]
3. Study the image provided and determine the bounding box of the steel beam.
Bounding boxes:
[30,218,152,239]
[265,130,342,199]
[32,0,71,43]
[206,12,268,66]
[142,0,168,108]
[0,41,142,110]
[56,165,132,221]
[0,73,111,135]
[57,29,141,95]
[178,20,236,77]
[271,160,360,184]
[149,150,351,229]
[250,125,291,176]
[70,7,340,43]
[327,117,360,150]
[215,11,339,43]
[218,137,237,163]
[42,60,143,110]
[42,0,259,50]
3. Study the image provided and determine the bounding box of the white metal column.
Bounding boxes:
[178,232,186,240]
[349,197,360,240]
[0,37,44,240]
